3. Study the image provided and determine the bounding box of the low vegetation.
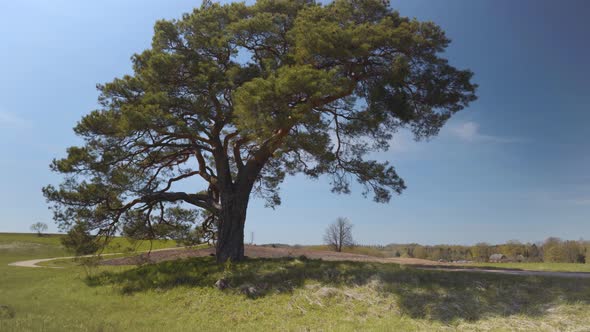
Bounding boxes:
[2,233,590,331]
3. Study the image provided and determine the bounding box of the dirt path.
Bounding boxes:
[7,247,184,268]
[9,245,590,278]
[416,266,590,279]
[9,256,77,268]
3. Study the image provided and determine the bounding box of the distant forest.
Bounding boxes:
[363,237,589,263]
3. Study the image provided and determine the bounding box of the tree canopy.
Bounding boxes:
[30,222,48,236]
[43,0,476,262]
[324,217,354,252]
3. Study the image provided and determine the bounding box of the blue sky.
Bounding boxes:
[0,0,588,245]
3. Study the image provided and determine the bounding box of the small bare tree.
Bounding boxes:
[324,217,354,252]
[30,222,48,237]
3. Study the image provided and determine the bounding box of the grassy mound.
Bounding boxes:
[88,256,590,322]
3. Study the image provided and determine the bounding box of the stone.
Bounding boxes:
[240,284,258,298]
[214,278,228,290]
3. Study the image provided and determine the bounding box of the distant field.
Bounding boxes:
[2,233,590,331]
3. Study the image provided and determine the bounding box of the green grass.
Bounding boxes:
[466,262,590,273]
[2,233,590,331]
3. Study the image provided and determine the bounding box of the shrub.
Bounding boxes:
[61,223,100,256]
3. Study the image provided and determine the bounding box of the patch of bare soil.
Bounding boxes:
[101,245,445,266]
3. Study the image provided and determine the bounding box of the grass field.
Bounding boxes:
[2,233,590,331]
[0,233,179,255]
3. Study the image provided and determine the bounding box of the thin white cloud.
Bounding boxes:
[0,111,31,129]
[327,126,416,155]
[450,121,524,144]
[451,121,479,141]
[529,190,590,207]
[570,198,590,206]
[389,130,415,153]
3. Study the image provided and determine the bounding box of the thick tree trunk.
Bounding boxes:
[215,190,249,263]
[212,138,270,263]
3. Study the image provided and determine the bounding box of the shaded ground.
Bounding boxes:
[102,245,590,279]
[8,243,590,278]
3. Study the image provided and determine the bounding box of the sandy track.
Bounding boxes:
[9,257,76,268]
[7,247,183,268]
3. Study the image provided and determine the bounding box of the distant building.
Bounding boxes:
[489,253,507,262]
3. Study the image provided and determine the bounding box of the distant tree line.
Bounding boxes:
[366,238,590,263]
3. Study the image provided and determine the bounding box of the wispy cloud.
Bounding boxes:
[389,130,416,153]
[0,111,31,129]
[529,190,590,207]
[569,198,590,206]
[450,121,524,144]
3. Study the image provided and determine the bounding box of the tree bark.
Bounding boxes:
[215,189,249,263]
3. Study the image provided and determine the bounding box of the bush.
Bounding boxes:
[0,304,16,319]
[61,223,100,256]
[77,256,102,278]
